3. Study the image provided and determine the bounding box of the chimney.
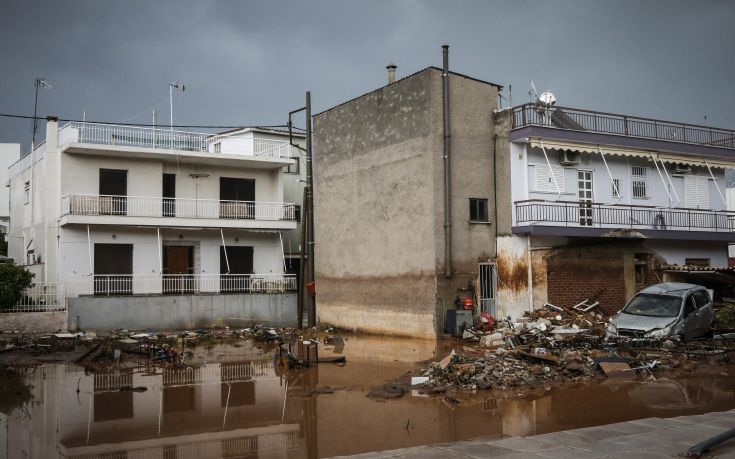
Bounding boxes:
[386,63,397,84]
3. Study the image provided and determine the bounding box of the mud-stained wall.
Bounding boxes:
[314,68,500,338]
[496,235,531,319]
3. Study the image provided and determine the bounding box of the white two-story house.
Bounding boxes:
[496,103,735,318]
[6,117,301,330]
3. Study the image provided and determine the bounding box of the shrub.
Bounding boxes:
[0,261,34,310]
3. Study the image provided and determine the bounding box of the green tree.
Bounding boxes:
[0,261,34,310]
[0,236,7,256]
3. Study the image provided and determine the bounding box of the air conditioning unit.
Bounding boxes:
[671,163,691,174]
[559,150,581,166]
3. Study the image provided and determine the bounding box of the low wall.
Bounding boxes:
[68,294,297,331]
[0,311,68,333]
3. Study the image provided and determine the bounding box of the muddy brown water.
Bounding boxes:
[1,334,734,458]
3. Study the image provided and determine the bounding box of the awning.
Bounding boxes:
[528,138,734,169]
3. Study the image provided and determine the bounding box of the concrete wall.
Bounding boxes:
[68,293,297,331]
[314,70,439,338]
[0,310,67,333]
[314,68,500,338]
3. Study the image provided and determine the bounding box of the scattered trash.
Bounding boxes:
[572,299,600,312]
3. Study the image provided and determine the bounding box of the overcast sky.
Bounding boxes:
[1,0,734,153]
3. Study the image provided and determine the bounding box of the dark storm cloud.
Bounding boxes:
[1,0,734,152]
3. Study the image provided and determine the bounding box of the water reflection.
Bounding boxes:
[1,335,734,458]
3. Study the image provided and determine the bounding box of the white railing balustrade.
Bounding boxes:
[65,274,297,297]
[59,122,297,159]
[61,194,298,222]
[1,282,66,313]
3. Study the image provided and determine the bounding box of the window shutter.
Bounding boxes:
[535,164,564,192]
[684,176,709,209]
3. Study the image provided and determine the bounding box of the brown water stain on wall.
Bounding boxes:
[497,254,528,292]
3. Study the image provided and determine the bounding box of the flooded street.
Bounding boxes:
[1,334,734,458]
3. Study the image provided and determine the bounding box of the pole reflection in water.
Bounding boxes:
[1,336,734,458]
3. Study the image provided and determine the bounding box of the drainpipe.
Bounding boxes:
[493,133,498,258]
[442,45,452,278]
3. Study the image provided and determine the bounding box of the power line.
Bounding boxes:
[0,112,303,130]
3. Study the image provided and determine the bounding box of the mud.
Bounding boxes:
[1,334,734,458]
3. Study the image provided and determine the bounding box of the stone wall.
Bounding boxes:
[0,311,68,333]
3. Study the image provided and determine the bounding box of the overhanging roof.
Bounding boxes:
[528,138,734,169]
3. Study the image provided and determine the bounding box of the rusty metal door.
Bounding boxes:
[478,262,497,315]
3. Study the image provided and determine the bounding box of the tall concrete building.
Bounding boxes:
[314,63,506,338]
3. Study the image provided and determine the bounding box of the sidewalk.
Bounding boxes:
[332,409,735,458]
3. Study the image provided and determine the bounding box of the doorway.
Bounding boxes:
[478,262,497,315]
[578,170,593,226]
[94,243,133,295]
[162,173,176,217]
[220,246,254,292]
[219,178,255,219]
[163,245,194,293]
[99,169,128,215]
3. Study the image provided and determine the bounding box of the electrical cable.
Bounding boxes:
[0,112,300,130]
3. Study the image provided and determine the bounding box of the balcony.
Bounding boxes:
[58,122,297,169]
[60,194,298,229]
[511,104,735,150]
[514,200,735,240]
[66,273,296,297]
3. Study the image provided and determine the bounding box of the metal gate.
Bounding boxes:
[478,262,497,315]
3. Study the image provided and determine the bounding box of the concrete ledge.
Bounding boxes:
[0,310,68,333]
[68,294,297,331]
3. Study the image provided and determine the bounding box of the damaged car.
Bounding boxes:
[606,283,714,340]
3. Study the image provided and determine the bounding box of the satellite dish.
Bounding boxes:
[538,90,556,107]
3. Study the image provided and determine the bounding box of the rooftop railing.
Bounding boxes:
[515,199,735,232]
[59,122,298,159]
[511,104,735,149]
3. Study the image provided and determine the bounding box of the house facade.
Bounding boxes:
[313,62,735,338]
[497,103,735,318]
[5,118,301,330]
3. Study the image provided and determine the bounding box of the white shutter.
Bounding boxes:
[535,164,564,193]
[684,175,709,209]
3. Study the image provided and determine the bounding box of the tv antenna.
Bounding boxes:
[169,81,185,131]
[32,78,52,148]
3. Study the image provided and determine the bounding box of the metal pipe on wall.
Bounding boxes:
[442,45,452,278]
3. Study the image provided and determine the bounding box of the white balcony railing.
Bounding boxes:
[0,282,66,313]
[61,194,298,222]
[515,200,735,232]
[65,274,296,297]
[59,122,297,159]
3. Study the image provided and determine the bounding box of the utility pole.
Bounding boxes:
[169,81,185,131]
[289,92,315,328]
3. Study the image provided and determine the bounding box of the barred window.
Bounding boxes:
[631,166,647,198]
[612,178,622,198]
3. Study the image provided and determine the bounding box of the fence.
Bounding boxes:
[61,194,298,221]
[66,274,297,297]
[1,282,66,313]
[515,200,735,232]
[64,121,209,152]
[511,104,735,149]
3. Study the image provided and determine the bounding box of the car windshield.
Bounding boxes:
[622,293,682,317]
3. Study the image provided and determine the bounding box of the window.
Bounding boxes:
[685,258,710,267]
[214,142,221,153]
[534,164,564,192]
[286,155,300,174]
[294,204,302,222]
[24,181,30,204]
[692,290,711,308]
[612,178,622,198]
[469,198,488,222]
[684,175,710,209]
[631,166,648,198]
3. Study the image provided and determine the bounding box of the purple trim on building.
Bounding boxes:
[510,126,735,162]
[512,225,735,242]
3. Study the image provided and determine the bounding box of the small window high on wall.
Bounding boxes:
[631,166,648,198]
[469,198,488,222]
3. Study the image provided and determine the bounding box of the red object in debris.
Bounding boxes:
[462,298,474,310]
[306,281,316,297]
[476,312,496,331]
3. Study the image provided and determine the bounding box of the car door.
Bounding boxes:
[681,295,699,339]
[693,289,714,335]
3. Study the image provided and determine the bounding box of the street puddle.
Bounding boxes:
[1,334,734,458]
